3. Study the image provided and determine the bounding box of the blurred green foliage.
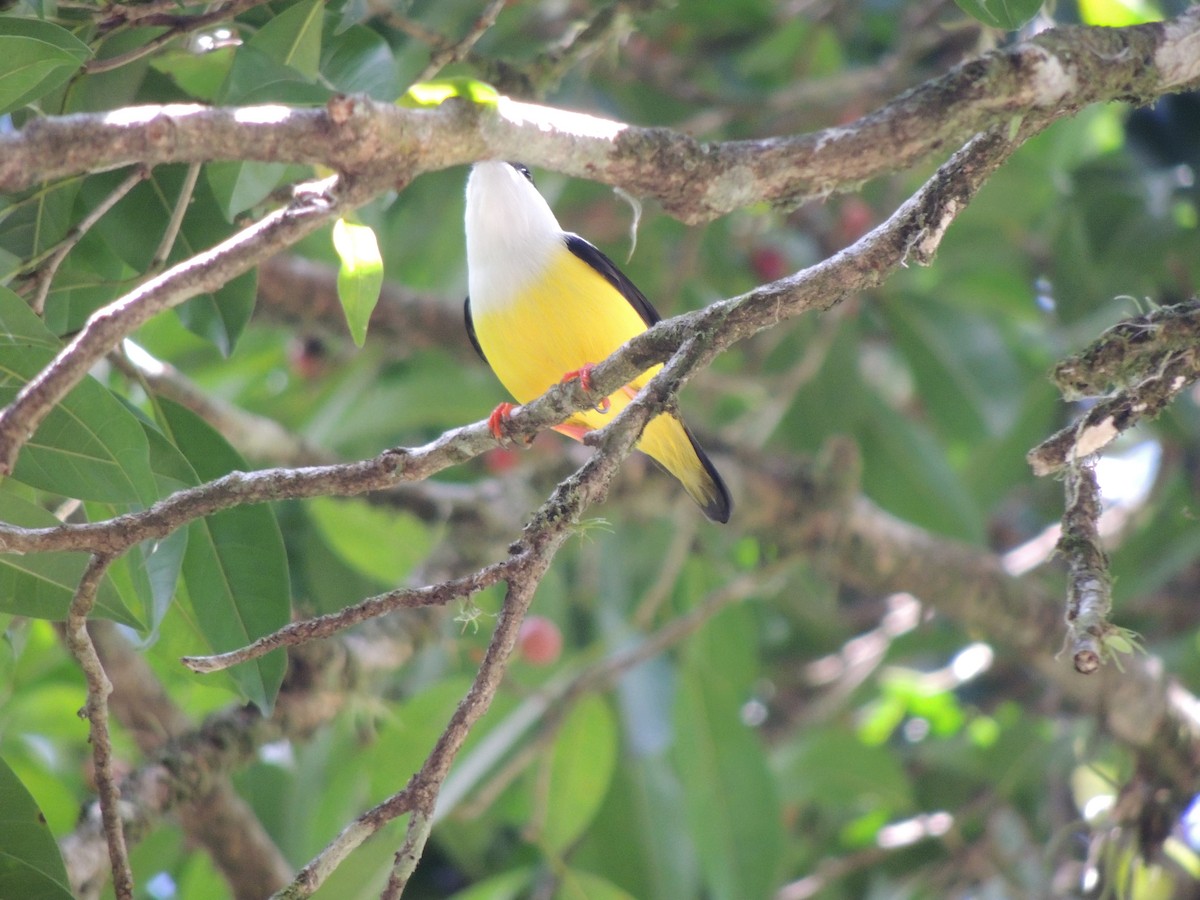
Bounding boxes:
[2,0,1200,897]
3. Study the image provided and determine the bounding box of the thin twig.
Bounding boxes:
[91,622,292,896]
[25,167,149,315]
[277,344,677,899]
[63,553,132,900]
[150,161,201,271]
[411,0,508,85]
[181,564,511,673]
[85,29,185,75]
[86,0,265,73]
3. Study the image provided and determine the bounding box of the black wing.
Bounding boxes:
[564,234,660,328]
[463,297,487,362]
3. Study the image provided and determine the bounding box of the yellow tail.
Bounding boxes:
[637,413,732,523]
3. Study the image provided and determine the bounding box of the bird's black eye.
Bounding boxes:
[508,162,534,183]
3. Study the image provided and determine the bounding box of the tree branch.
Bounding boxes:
[62,637,358,896]
[2,10,1197,216]
[1028,299,1200,476]
[0,125,1017,563]
[277,365,657,899]
[63,554,132,900]
[90,622,292,900]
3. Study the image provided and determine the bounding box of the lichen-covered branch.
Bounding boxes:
[2,9,1198,217]
[275,356,659,899]
[61,637,358,896]
[63,555,131,900]
[0,125,1015,562]
[1058,464,1115,674]
[1029,299,1200,475]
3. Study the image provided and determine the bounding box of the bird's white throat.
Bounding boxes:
[465,162,565,313]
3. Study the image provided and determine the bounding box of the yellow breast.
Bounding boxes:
[472,246,660,428]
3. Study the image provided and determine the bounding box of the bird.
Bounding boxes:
[463,160,731,523]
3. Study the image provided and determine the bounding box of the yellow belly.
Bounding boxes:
[472,248,659,434]
[473,246,722,516]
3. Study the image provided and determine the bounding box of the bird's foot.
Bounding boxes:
[488,402,517,441]
[560,363,611,414]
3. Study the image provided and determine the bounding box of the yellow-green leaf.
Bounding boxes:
[399,78,499,108]
[331,217,383,347]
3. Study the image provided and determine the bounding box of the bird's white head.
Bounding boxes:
[465,162,565,309]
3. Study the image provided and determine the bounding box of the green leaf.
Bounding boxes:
[205,161,290,222]
[857,391,985,543]
[306,495,432,584]
[321,24,399,99]
[0,289,157,505]
[0,489,142,626]
[86,167,258,354]
[246,0,325,79]
[150,45,236,101]
[159,400,289,713]
[400,78,499,108]
[219,44,328,105]
[0,286,60,349]
[554,868,638,900]
[882,293,1024,443]
[0,179,80,273]
[176,269,257,358]
[673,666,783,900]
[537,694,618,853]
[574,752,700,900]
[0,19,91,114]
[448,867,534,900]
[774,729,914,812]
[331,217,383,347]
[0,756,72,900]
[952,0,1043,29]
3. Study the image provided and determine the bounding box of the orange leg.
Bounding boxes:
[488,402,516,440]
[560,363,611,413]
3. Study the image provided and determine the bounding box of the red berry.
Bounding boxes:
[484,447,521,473]
[837,198,874,245]
[750,246,788,282]
[518,616,562,666]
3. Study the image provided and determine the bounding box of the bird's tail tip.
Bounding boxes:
[685,432,732,524]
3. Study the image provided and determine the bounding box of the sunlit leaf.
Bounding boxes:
[331,217,384,347]
[306,495,432,584]
[1078,0,1162,26]
[400,78,500,108]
